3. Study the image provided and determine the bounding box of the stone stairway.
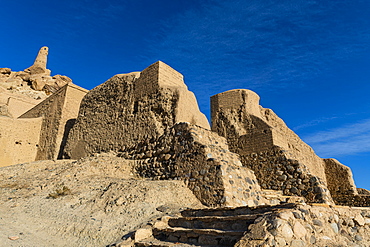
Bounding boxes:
[261,189,305,205]
[131,203,298,247]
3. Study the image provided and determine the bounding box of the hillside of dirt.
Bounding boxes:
[0,153,203,247]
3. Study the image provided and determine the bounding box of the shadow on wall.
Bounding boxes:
[57,118,76,159]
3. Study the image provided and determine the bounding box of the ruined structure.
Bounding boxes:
[2,47,370,246]
[0,46,72,116]
[0,117,43,166]
[63,61,210,159]
[0,47,87,167]
[211,89,332,204]
[24,46,51,76]
[120,122,266,207]
[20,84,88,160]
[210,89,370,207]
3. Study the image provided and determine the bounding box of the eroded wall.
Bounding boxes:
[19,84,87,160]
[120,122,265,207]
[211,89,332,204]
[64,61,210,159]
[0,117,42,167]
[324,158,357,197]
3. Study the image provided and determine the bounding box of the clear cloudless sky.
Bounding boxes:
[1,0,370,189]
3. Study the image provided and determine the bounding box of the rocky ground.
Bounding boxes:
[0,154,203,247]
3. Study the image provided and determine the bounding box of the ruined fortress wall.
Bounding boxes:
[211,89,261,126]
[56,84,89,158]
[133,61,186,97]
[324,158,370,207]
[64,62,209,160]
[63,72,141,159]
[324,158,357,197]
[0,117,42,167]
[19,84,87,160]
[175,88,210,127]
[133,61,209,128]
[122,123,266,207]
[211,89,332,203]
[20,86,67,160]
[260,108,327,183]
[211,91,327,183]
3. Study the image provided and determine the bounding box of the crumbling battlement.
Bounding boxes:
[323,158,370,207]
[324,158,357,197]
[119,122,266,207]
[211,89,336,204]
[63,61,210,160]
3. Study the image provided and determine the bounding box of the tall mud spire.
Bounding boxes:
[24,46,51,75]
[32,46,48,69]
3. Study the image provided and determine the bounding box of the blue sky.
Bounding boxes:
[1,0,370,189]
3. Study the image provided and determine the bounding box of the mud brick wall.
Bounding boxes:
[241,147,332,204]
[20,84,87,160]
[211,89,334,204]
[324,158,358,198]
[333,194,370,207]
[120,123,266,207]
[0,117,42,167]
[64,61,209,160]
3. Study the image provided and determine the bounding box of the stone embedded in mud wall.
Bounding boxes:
[63,61,210,160]
[120,122,265,207]
[211,89,333,204]
[240,147,332,204]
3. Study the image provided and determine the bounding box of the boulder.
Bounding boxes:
[0,68,11,75]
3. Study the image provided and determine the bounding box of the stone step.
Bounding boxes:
[153,227,244,246]
[181,202,297,217]
[261,189,305,203]
[261,189,284,196]
[168,215,258,231]
[135,238,197,247]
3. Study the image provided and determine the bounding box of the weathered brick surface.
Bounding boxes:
[121,122,265,207]
[64,61,210,159]
[211,89,333,204]
[20,84,87,160]
[0,117,42,167]
[324,158,358,197]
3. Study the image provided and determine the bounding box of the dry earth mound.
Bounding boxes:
[0,154,202,247]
